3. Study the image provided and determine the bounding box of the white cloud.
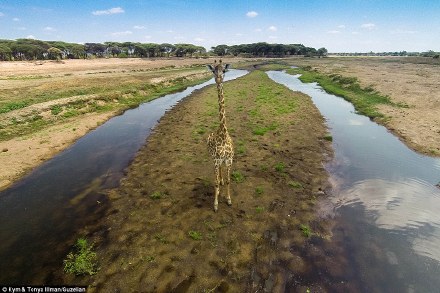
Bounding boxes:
[26,35,36,39]
[44,26,56,32]
[194,37,205,41]
[254,28,262,32]
[328,30,341,34]
[235,33,243,36]
[352,31,360,35]
[268,25,277,32]
[111,30,133,36]
[338,25,346,29]
[145,35,152,39]
[166,30,174,33]
[0,12,4,17]
[92,7,124,16]
[13,17,20,21]
[16,27,26,30]
[246,11,258,18]
[133,25,145,30]
[361,23,376,30]
[268,36,278,39]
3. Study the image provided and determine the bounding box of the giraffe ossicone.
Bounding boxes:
[206,59,234,212]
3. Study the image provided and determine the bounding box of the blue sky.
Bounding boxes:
[0,0,439,52]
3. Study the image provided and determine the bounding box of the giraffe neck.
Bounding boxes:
[217,82,228,135]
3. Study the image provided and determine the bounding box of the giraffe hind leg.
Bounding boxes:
[214,165,220,212]
[226,164,232,206]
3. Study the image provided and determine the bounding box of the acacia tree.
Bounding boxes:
[160,43,175,57]
[71,44,86,59]
[0,44,12,60]
[211,44,229,56]
[317,47,328,57]
[47,47,63,60]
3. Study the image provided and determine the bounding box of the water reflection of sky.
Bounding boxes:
[267,71,440,267]
[340,178,440,261]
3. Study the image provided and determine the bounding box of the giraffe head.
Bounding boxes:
[207,59,230,84]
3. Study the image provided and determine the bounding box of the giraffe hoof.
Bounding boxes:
[227,199,232,206]
[214,205,218,212]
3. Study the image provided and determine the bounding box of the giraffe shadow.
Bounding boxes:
[191,177,214,209]
[191,178,232,208]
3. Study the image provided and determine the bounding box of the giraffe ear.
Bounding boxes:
[207,65,214,72]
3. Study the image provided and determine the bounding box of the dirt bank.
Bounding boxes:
[288,57,440,156]
[56,70,353,291]
[0,58,254,190]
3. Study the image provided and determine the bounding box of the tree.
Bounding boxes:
[0,44,12,61]
[71,44,86,59]
[47,47,63,60]
[317,47,328,57]
[211,44,229,56]
[84,43,106,57]
[160,43,175,57]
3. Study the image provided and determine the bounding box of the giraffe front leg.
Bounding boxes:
[226,164,232,206]
[214,165,220,212]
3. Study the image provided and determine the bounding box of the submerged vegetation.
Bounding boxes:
[63,238,98,276]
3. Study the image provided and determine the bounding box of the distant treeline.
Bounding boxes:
[0,38,327,61]
[331,50,440,58]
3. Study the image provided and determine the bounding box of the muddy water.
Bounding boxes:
[0,69,248,284]
[268,70,440,292]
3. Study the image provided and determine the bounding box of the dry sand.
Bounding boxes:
[290,57,440,156]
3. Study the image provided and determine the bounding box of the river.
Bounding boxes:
[267,70,440,292]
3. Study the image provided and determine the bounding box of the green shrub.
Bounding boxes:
[63,238,98,276]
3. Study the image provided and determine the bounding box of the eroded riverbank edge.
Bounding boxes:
[57,70,360,291]
[0,71,211,191]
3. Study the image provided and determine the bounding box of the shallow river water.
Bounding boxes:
[0,69,248,284]
[267,70,440,292]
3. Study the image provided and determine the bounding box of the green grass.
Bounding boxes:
[188,230,202,240]
[231,171,245,183]
[154,234,168,244]
[252,123,278,136]
[286,67,400,120]
[50,104,63,115]
[255,187,264,196]
[0,101,30,114]
[300,224,313,238]
[149,191,163,200]
[323,134,333,141]
[274,162,285,172]
[255,206,265,213]
[288,181,303,189]
[63,238,98,276]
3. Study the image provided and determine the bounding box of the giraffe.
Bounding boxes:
[206,59,234,212]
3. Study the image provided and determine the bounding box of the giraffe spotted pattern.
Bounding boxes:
[206,60,234,212]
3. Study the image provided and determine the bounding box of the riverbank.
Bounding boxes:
[284,57,440,156]
[64,70,335,291]
[0,58,252,190]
